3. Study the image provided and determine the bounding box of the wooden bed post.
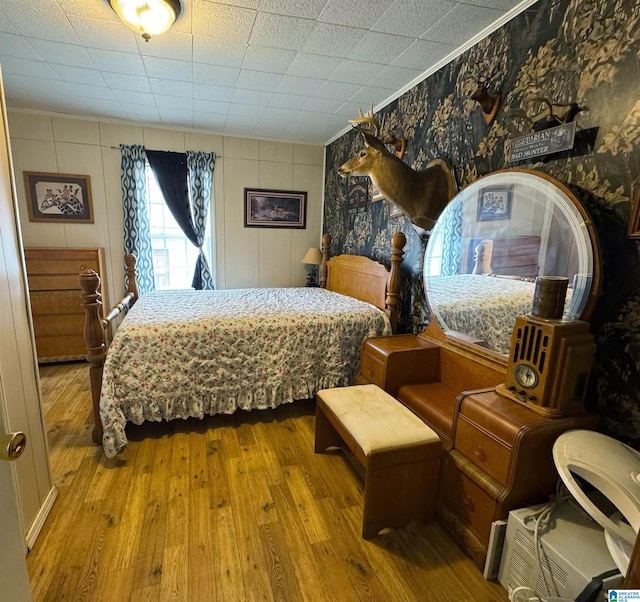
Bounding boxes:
[79,268,107,444]
[79,254,138,445]
[320,233,331,288]
[385,231,406,332]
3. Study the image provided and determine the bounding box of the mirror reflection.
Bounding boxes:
[424,169,598,356]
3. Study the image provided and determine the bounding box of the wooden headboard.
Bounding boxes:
[320,232,406,332]
[472,235,541,280]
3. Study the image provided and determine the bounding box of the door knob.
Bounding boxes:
[0,432,27,461]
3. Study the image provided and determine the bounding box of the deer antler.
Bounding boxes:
[348,105,381,138]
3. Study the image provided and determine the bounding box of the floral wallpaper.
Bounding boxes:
[323,0,640,446]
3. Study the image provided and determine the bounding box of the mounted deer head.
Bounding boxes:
[338,108,457,234]
[508,97,587,132]
[470,69,500,125]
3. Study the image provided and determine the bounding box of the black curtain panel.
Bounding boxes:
[146,150,205,289]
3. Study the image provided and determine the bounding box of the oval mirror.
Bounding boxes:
[423,169,601,356]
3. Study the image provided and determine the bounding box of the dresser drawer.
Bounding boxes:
[455,417,511,485]
[360,351,385,388]
[441,460,497,544]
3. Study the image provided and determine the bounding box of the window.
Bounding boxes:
[145,164,212,290]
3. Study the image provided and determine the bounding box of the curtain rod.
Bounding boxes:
[109,145,219,155]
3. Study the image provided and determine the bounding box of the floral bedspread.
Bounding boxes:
[100,287,391,457]
[428,274,536,355]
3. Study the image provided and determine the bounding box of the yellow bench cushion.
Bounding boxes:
[317,384,439,456]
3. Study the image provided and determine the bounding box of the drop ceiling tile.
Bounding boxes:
[193,99,230,114]
[67,16,138,52]
[303,97,344,113]
[252,125,286,139]
[0,12,18,34]
[27,38,97,69]
[368,65,424,91]
[301,23,365,58]
[261,106,296,121]
[193,63,240,86]
[1,56,60,81]
[318,0,392,29]
[329,59,387,85]
[223,114,260,135]
[277,74,326,96]
[49,65,108,88]
[122,103,161,121]
[207,0,260,10]
[258,0,328,19]
[235,70,284,92]
[465,0,525,9]
[61,0,116,21]
[348,30,415,64]
[227,103,264,117]
[111,89,156,105]
[249,13,317,51]
[422,3,504,45]
[193,112,228,131]
[192,3,256,44]
[373,0,456,37]
[68,82,117,101]
[315,80,362,101]
[349,86,395,106]
[88,99,130,119]
[87,49,146,76]
[269,93,313,109]
[149,78,194,98]
[286,52,342,79]
[1,34,41,60]
[391,39,457,71]
[102,72,153,93]
[242,45,296,74]
[194,83,235,102]
[136,32,194,62]
[232,87,275,106]
[158,108,194,127]
[193,38,247,68]
[0,4,80,43]
[143,56,193,82]
[155,95,193,111]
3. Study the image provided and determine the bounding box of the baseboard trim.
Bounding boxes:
[26,484,58,551]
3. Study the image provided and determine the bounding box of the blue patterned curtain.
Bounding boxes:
[187,150,216,289]
[120,144,155,294]
[440,197,463,276]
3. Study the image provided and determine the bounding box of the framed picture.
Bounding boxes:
[477,184,513,221]
[628,183,640,239]
[244,188,307,229]
[24,171,93,223]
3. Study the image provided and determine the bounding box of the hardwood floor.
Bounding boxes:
[27,362,510,601]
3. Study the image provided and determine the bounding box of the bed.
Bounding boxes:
[79,232,406,457]
[429,234,574,354]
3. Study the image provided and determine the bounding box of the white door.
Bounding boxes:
[0,395,32,600]
[0,64,39,601]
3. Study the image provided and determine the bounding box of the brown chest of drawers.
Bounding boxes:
[437,389,599,567]
[25,248,105,363]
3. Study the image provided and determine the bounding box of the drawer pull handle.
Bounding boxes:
[462,494,474,509]
[472,444,486,462]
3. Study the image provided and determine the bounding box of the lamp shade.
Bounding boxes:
[302,248,323,265]
[109,0,183,41]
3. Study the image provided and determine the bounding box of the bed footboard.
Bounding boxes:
[79,254,138,444]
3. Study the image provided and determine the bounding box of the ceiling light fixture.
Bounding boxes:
[107,0,184,42]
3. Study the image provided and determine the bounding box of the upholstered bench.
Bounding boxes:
[314,384,442,539]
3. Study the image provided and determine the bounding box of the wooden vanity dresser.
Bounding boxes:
[356,169,602,568]
[358,327,598,567]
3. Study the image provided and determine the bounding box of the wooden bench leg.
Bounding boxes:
[362,456,440,539]
[314,403,344,453]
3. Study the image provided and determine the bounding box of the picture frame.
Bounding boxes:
[244,188,307,229]
[477,184,513,221]
[628,182,640,239]
[24,171,93,223]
